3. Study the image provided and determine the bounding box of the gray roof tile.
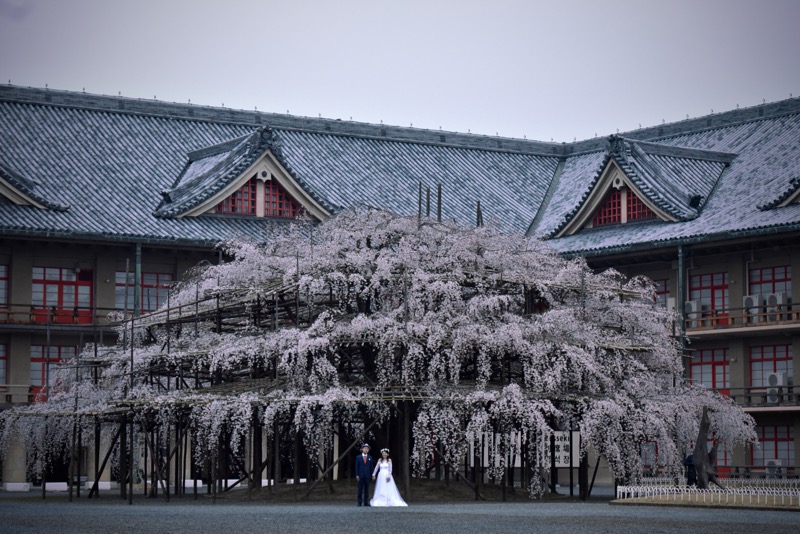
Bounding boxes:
[1,86,800,254]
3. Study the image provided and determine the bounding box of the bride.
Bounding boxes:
[370,448,408,507]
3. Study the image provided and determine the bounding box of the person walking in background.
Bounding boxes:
[355,443,374,506]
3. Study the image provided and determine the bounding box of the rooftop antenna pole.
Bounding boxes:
[418,181,422,223]
[426,187,431,218]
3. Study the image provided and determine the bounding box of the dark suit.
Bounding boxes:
[355,453,374,505]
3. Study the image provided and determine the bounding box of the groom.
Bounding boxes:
[355,443,374,506]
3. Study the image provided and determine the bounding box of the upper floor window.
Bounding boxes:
[750,344,793,387]
[32,267,93,324]
[626,191,658,222]
[0,344,6,385]
[690,348,729,394]
[752,425,794,467]
[215,177,258,215]
[592,187,656,227]
[592,189,622,226]
[749,266,791,296]
[115,272,174,312]
[0,265,7,307]
[690,272,728,315]
[30,344,76,400]
[653,279,670,307]
[213,176,303,219]
[265,179,302,219]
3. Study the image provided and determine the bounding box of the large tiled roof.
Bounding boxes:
[542,113,800,255]
[1,85,800,254]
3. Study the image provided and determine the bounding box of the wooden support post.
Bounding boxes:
[403,401,411,498]
[120,418,127,500]
[252,415,263,491]
[93,417,101,498]
[88,422,124,498]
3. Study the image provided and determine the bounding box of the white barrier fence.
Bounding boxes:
[616,485,800,507]
[638,476,800,489]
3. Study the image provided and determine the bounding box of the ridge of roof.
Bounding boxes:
[4,84,799,159]
[0,85,560,157]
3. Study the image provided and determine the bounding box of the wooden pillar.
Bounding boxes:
[402,401,411,497]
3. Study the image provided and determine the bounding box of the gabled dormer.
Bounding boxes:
[553,136,736,237]
[155,128,330,221]
[0,161,69,211]
[758,176,800,210]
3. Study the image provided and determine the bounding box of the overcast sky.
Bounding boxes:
[1,0,798,143]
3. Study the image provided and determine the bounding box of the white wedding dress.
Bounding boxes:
[370,460,408,507]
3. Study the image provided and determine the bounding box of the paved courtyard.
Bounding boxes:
[0,493,798,534]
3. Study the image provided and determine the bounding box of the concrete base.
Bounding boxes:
[85,481,113,490]
[3,482,30,492]
[285,478,307,484]
[184,480,203,489]
[45,482,70,491]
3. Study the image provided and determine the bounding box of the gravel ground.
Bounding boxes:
[0,492,798,534]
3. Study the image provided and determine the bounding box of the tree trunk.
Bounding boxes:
[692,406,724,490]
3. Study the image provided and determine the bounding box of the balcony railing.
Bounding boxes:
[710,386,798,409]
[683,303,798,332]
[0,304,122,328]
[0,383,35,404]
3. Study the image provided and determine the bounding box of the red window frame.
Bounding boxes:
[265,180,302,219]
[592,189,622,226]
[0,264,8,307]
[749,344,792,387]
[749,266,792,296]
[31,267,93,324]
[689,272,729,326]
[626,191,657,221]
[0,343,6,385]
[115,272,174,312]
[690,348,729,395]
[653,278,670,307]
[751,425,795,467]
[30,345,76,400]
[215,177,257,215]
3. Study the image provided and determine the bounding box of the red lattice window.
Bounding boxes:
[115,272,174,312]
[690,272,728,313]
[627,191,657,221]
[749,266,792,296]
[265,180,302,219]
[0,344,6,385]
[0,265,7,307]
[592,189,622,226]
[653,279,670,307]
[30,345,76,400]
[751,425,794,467]
[690,348,729,394]
[750,344,792,387]
[215,177,257,215]
[32,267,93,324]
